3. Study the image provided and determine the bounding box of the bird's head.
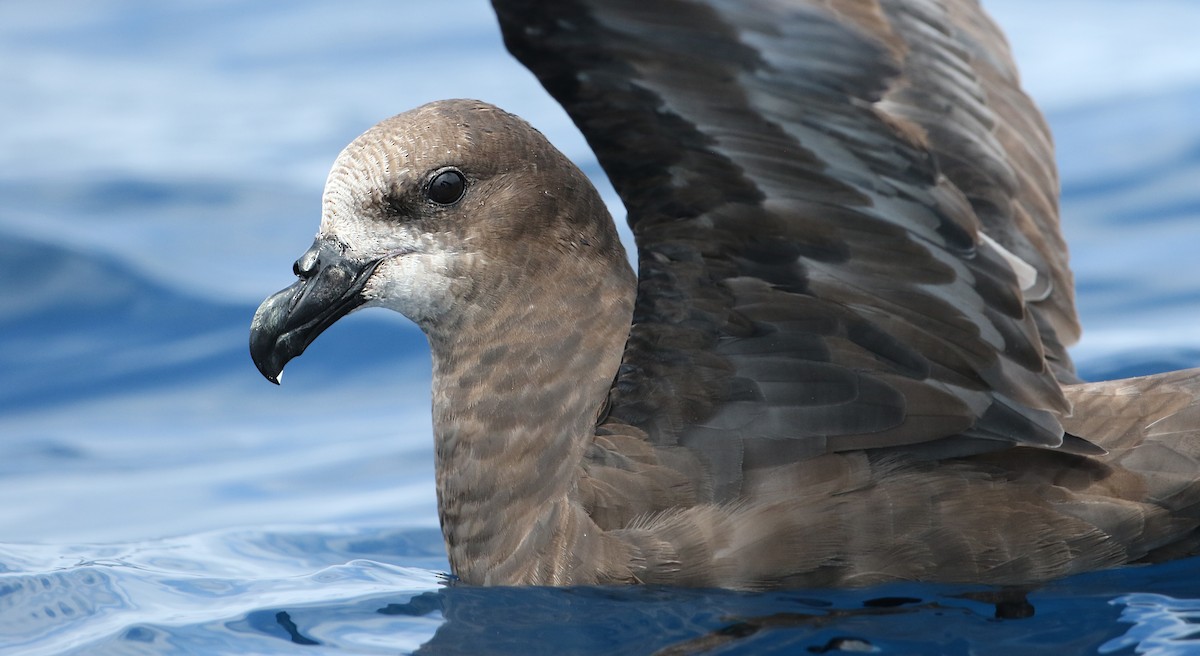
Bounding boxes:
[249,99,624,383]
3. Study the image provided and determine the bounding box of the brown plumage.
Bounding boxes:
[249,0,1200,589]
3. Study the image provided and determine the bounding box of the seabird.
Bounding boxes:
[249,0,1200,588]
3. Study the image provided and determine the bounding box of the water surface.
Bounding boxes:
[2,1,1199,653]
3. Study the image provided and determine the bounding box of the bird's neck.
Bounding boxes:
[425,251,636,584]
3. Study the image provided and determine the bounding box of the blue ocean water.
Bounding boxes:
[2,1,1199,653]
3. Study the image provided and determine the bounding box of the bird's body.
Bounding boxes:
[250,0,1200,589]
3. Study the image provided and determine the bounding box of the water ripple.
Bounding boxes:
[1102,593,1200,655]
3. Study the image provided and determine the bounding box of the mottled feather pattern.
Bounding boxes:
[496,0,1072,492]
[253,1,1200,589]
[484,0,1200,585]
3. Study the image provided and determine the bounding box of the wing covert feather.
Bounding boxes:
[493,0,1082,501]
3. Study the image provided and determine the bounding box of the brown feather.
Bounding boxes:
[252,0,1200,588]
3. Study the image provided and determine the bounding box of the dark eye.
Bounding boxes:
[426,169,466,205]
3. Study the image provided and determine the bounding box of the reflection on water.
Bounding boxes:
[12,549,1200,655]
[1103,593,1200,655]
[0,566,126,651]
[0,527,447,655]
[1,0,1199,654]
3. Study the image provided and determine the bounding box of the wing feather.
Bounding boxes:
[494,0,1083,501]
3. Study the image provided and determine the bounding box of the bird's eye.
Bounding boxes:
[426,169,466,205]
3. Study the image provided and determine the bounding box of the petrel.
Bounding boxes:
[251,0,1200,588]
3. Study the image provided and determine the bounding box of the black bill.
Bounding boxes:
[249,238,382,384]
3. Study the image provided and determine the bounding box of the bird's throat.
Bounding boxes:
[426,254,636,584]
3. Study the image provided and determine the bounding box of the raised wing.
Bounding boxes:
[493,0,1085,500]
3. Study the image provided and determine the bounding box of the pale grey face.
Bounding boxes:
[249,99,571,383]
[317,121,480,326]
